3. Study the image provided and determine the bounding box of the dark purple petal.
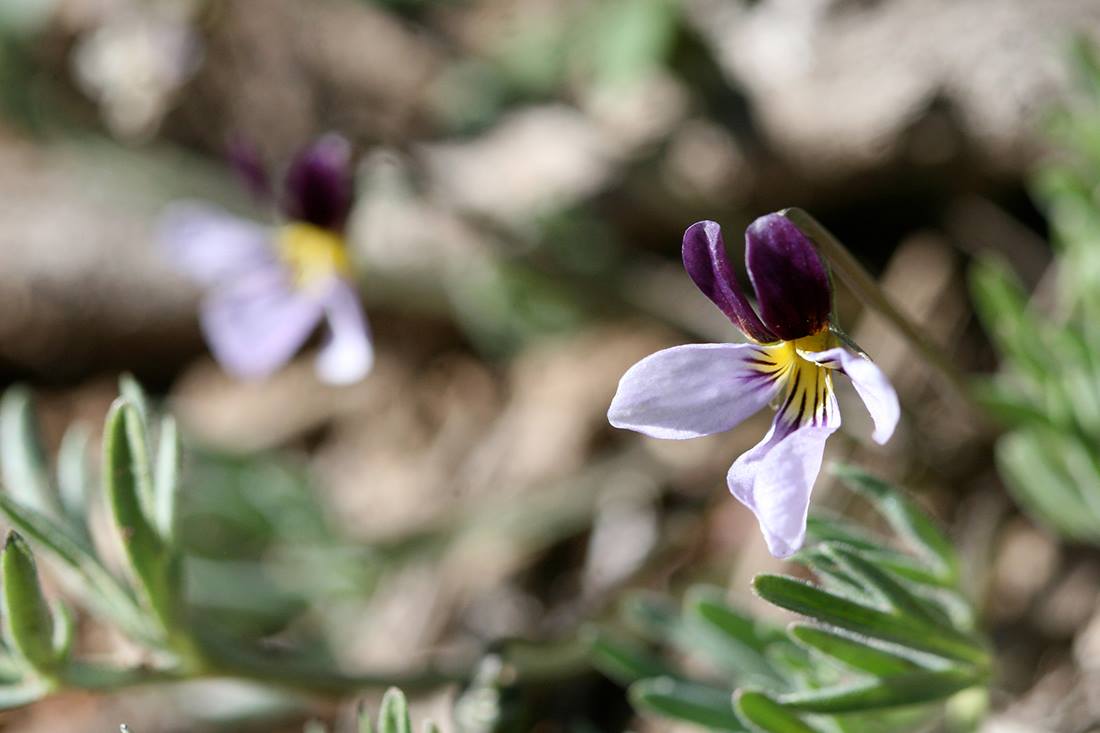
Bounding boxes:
[745,213,831,341]
[282,134,354,231]
[608,343,781,439]
[226,135,273,202]
[682,221,775,342]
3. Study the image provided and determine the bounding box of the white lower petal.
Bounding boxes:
[727,416,840,558]
[315,279,373,385]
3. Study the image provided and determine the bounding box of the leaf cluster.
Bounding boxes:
[590,466,990,732]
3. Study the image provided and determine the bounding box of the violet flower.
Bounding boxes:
[608,214,899,558]
[159,134,373,384]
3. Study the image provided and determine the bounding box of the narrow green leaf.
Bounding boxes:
[356,700,374,733]
[0,493,150,642]
[685,587,786,684]
[302,721,327,733]
[56,423,90,534]
[1,533,60,673]
[153,416,180,542]
[831,466,957,583]
[622,593,681,644]
[421,723,440,733]
[777,668,985,713]
[823,545,945,628]
[735,690,824,733]
[630,677,745,732]
[587,628,674,685]
[752,575,985,665]
[378,687,412,733]
[118,374,150,427]
[788,624,929,676]
[0,387,54,517]
[103,400,180,635]
[998,429,1100,542]
[0,681,46,709]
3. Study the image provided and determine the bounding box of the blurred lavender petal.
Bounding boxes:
[316,278,373,384]
[282,134,354,231]
[199,268,324,379]
[159,203,276,286]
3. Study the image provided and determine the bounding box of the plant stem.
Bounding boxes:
[780,207,984,419]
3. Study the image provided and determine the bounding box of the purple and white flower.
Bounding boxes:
[608,214,899,558]
[159,134,373,385]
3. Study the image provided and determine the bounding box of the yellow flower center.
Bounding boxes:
[750,329,837,428]
[277,223,352,289]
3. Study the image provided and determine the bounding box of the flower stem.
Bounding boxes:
[780,207,983,418]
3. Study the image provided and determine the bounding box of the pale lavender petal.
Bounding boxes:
[200,269,324,379]
[727,415,840,558]
[315,278,374,385]
[800,347,899,445]
[159,203,276,286]
[608,343,781,440]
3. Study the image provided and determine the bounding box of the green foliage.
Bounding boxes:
[0,377,465,712]
[590,466,990,732]
[971,39,1100,543]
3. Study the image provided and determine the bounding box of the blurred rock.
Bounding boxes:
[688,0,1095,181]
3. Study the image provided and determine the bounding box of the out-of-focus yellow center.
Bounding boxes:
[277,223,352,288]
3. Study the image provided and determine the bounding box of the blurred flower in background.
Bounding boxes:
[71,0,201,140]
[609,214,899,557]
[160,134,373,384]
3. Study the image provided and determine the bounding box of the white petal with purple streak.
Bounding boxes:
[608,343,781,440]
[800,346,899,444]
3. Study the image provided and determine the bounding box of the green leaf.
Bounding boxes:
[788,625,929,676]
[997,429,1100,541]
[118,374,150,428]
[752,575,986,666]
[735,690,825,733]
[587,628,674,685]
[831,465,957,583]
[103,400,181,636]
[357,700,374,733]
[1,533,61,674]
[629,677,745,732]
[0,387,55,517]
[0,680,46,709]
[56,423,91,535]
[378,687,412,733]
[622,593,682,644]
[153,416,180,542]
[777,668,985,713]
[0,493,150,642]
[302,721,327,733]
[822,545,947,628]
[684,587,787,684]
